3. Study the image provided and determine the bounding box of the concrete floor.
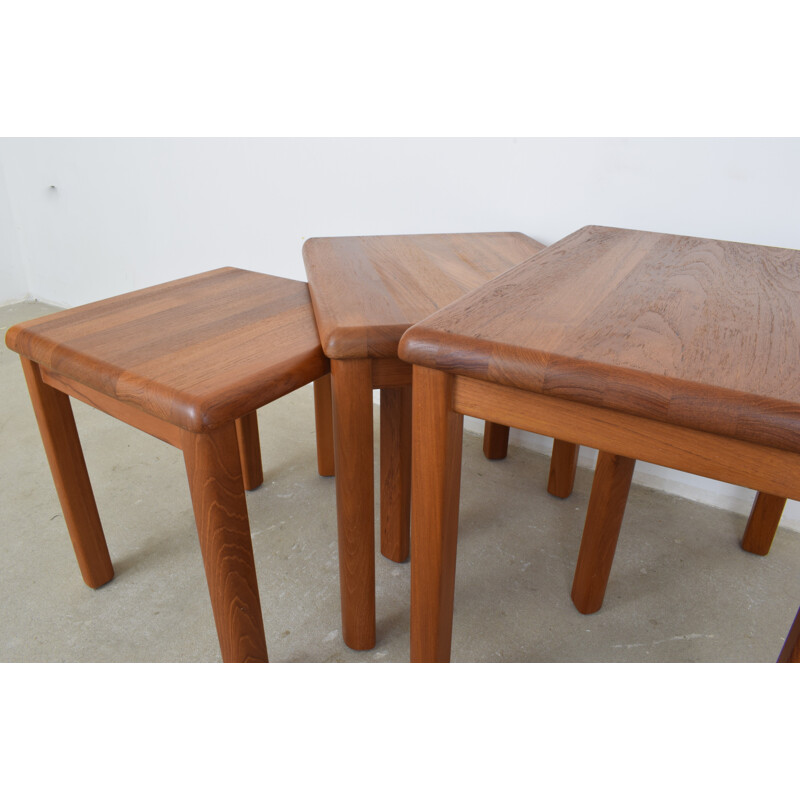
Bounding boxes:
[2,300,799,663]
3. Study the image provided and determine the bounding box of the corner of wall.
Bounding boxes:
[0,143,31,305]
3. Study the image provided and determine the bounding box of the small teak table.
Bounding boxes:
[303,232,546,649]
[399,225,800,662]
[6,268,330,662]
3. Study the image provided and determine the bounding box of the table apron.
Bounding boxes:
[40,367,183,448]
[371,358,412,389]
[452,375,800,501]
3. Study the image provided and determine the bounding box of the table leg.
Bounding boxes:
[482,421,510,460]
[778,606,800,662]
[410,366,464,663]
[235,411,264,491]
[313,374,335,477]
[741,492,785,556]
[571,451,636,614]
[20,357,114,589]
[547,440,580,499]
[181,423,268,663]
[380,386,411,562]
[330,358,376,650]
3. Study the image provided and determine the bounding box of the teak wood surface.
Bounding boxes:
[303,231,548,650]
[303,232,546,359]
[545,442,782,561]
[7,267,328,432]
[402,226,800,452]
[399,226,800,662]
[6,268,331,663]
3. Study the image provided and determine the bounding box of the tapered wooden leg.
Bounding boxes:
[741,492,785,556]
[410,366,464,663]
[182,423,268,662]
[548,440,580,498]
[20,357,114,589]
[778,606,800,662]
[482,421,510,460]
[313,374,335,477]
[235,411,263,491]
[380,386,412,563]
[330,358,376,650]
[571,451,636,614]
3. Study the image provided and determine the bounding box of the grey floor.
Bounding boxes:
[2,300,799,663]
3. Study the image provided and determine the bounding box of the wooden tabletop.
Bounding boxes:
[399,225,800,452]
[303,232,545,359]
[6,268,328,432]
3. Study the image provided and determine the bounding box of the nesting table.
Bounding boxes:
[303,232,546,649]
[399,225,800,661]
[6,268,330,662]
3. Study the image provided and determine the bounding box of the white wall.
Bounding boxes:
[3,138,800,306]
[0,157,28,303]
[2,138,800,529]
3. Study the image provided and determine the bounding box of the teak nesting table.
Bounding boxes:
[6,268,330,662]
[303,232,547,649]
[399,225,800,662]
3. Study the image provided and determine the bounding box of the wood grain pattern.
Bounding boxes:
[304,233,544,650]
[304,232,545,359]
[20,358,114,589]
[235,412,264,491]
[40,366,183,448]
[547,440,580,498]
[182,423,268,662]
[482,421,510,460]
[371,357,413,389]
[410,366,464,663]
[6,268,329,432]
[330,358,376,650]
[399,226,800,452]
[421,373,800,655]
[313,375,335,477]
[401,227,800,660]
[741,492,785,556]
[452,376,800,500]
[546,440,778,557]
[778,606,800,662]
[8,269,334,662]
[571,451,636,614]
[380,386,412,562]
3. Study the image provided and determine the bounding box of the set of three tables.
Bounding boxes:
[8,226,799,661]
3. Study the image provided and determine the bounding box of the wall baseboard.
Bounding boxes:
[0,294,33,308]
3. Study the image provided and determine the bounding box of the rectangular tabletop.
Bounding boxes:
[6,268,327,432]
[399,226,800,452]
[303,232,545,359]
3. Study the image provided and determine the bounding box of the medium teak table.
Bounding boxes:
[303,231,546,649]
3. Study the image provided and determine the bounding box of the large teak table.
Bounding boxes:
[399,225,800,662]
[303,232,546,649]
